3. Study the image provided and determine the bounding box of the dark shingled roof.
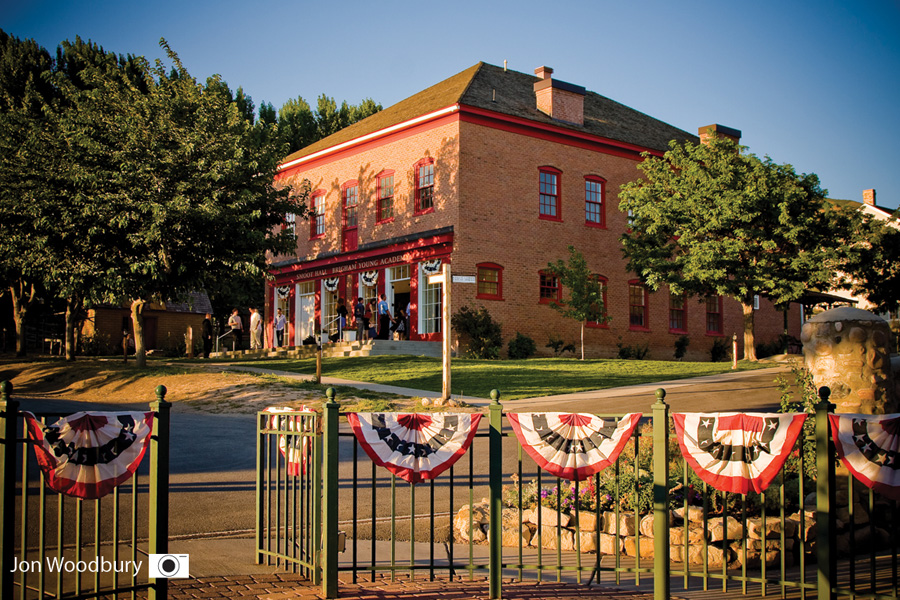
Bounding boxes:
[281,62,696,165]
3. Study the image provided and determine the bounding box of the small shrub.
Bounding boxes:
[710,337,729,362]
[546,336,576,356]
[507,332,537,359]
[673,335,690,360]
[451,306,502,359]
[616,337,650,360]
[80,333,115,356]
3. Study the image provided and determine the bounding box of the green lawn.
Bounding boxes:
[232,355,769,400]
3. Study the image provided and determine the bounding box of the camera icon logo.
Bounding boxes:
[148,554,190,578]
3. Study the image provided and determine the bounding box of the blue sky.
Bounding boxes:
[5,0,899,209]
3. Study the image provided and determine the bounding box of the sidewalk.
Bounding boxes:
[165,573,659,599]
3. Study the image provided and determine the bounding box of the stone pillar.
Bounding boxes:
[801,307,898,414]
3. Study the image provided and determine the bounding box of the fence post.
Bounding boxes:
[322,387,339,599]
[255,410,264,565]
[0,381,19,600]
[815,386,836,600]
[148,385,171,600]
[651,388,670,600]
[488,389,503,600]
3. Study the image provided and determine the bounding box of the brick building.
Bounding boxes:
[267,62,801,359]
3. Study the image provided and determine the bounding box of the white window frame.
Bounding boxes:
[418,263,442,334]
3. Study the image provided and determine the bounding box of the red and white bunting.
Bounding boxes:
[24,411,154,500]
[347,412,482,484]
[673,412,806,494]
[507,413,642,481]
[829,413,900,500]
[263,406,316,476]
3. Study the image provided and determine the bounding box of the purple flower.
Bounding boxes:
[540,489,549,498]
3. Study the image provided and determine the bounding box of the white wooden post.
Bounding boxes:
[429,264,452,402]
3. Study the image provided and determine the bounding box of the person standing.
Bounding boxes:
[228,308,243,351]
[202,313,213,358]
[353,297,366,341]
[336,297,348,340]
[249,307,262,350]
[366,299,377,340]
[274,308,287,347]
[377,294,392,340]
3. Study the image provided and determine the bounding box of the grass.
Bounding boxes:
[229,355,769,400]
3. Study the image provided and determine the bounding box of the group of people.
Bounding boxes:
[349,294,409,341]
[200,295,408,358]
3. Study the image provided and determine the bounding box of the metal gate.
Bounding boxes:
[0,380,171,600]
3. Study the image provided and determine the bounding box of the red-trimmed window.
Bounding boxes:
[414,158,435,214]
[376,170,394,223]
[310,190,325,239]
[629,281,649,330]
[585,176,606,227]
[669,292,687,333]
[476,263,503,300]
[587,275,609,328]
[342,181,358,228]
[539,271,561,303]
[539,167,561,220]
[706,295,724,335]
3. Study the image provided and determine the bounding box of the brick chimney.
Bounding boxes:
[698,124,742,145]
[533,66,586,126]
[863,189,876,206]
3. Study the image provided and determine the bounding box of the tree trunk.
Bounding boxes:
[131,299,147,368]
[9,281,36,358]
[742,301,757,362]
[64,295,83,362]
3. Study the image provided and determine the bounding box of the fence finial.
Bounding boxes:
[0,380,11,399]
[490,389,500,404]
[326,387,336,402]
[155,385,167,402]
[654,387,666,402]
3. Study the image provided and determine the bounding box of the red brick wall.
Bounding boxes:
[449,119,800,359]
[274,118,461,264]
[271,111,800,360]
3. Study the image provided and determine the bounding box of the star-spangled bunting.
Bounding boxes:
[24,411,154,500]
[673,412,806,494]
[828,413,900,500]
[507,413,642,481]
[263,406,317,476]
[348,412,481,484]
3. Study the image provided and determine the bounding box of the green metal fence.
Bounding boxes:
[258,386,900,600]
[255,400,322,584]
[0,380,171,600]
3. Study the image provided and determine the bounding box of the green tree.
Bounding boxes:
[0,30,57,356]
[619,134,853,361]
[546,246,609,360]
[53,39,304,366]
[842,215,900,314]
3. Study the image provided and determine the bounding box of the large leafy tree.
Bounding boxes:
[52,39,303,366]
[619,134,853,361]
[546,245,609,360]
[0,30,57,356]
[842,215,900,314]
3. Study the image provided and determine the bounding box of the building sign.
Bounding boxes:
[452,275,476,284]
[294,253,408,282]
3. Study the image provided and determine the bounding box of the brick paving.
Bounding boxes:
[161,574,660,600]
